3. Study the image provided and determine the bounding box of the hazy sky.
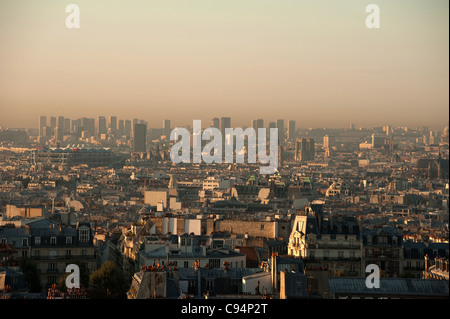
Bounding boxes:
[0,0,448,130]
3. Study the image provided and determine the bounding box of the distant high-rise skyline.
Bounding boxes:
[29,114,450,141]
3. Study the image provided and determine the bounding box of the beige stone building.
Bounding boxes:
[288,211,362,277]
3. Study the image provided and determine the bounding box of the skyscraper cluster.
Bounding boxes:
[38,115,149,149]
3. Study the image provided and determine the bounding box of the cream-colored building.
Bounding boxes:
[288,211,362,277]
[6,204,44,219]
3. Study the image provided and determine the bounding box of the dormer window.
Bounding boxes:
[79,227,90,243]
[392,236,398,245]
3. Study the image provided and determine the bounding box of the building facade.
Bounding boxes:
[288,211,362,277]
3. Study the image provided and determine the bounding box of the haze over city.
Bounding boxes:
[0,0,449,306]
[0,0,448,130]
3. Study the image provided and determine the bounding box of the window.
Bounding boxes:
[212,240,224,249]
[82,249,87,257]
[34,250,40,259]
[66,250,71,258]
[50,237,56,245]
[66,237,72,245]
[392,236,398,245]
[184,261,189,268]
[48,263,57,272]
[208,259,220,268]
[338,251,344,259]
[79,227,90,243]
[47,276,57,286]
[22,238,28,247]
[0,238,6,245]
[260,224,264,230]
[22,251,28,257]
[35,237,41,245]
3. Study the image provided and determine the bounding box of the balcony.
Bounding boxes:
[30,255,96,261]
[403,266,423,271]
[316,244,361,250]
[306,257,361,263]
[366,253,400,259]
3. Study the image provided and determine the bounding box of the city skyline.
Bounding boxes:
[0,0,448,130]
[2,113,450,133]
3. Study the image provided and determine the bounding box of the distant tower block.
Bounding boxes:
[133,123,147,152]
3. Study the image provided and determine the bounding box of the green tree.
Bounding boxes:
[88,261,128,299]
[19,257,42,293]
